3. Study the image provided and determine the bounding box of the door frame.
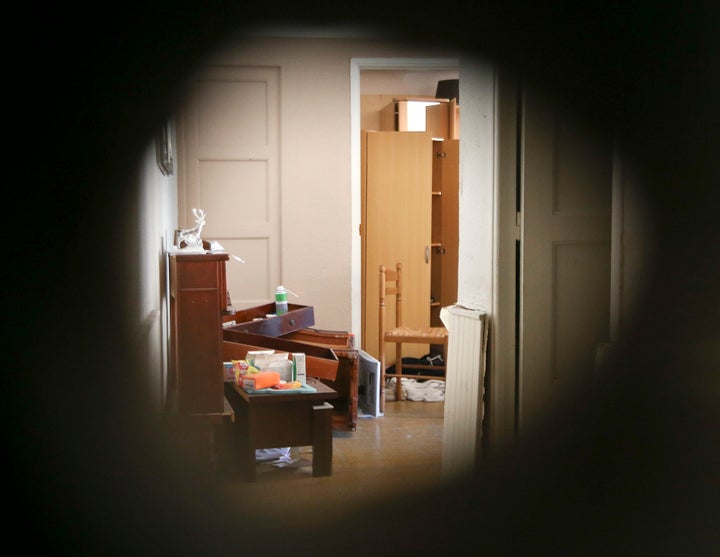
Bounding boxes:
[351,59,609,463]
[350,57,460,349]
[351,57,518,462]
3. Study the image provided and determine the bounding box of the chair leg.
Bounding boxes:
[395,342,403,401]
[379,342,386,413]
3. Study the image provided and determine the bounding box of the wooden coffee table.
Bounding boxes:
[224,378,338,481]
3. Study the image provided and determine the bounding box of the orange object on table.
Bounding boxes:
[241,371,281,390]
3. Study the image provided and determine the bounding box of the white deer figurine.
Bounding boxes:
[177,208,206,249]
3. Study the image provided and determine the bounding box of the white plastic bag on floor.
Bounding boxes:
[406,379,445,401]
[255,447,292,464]
[385,378,445,402]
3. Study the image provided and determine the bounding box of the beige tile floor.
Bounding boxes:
[213,400,445,530]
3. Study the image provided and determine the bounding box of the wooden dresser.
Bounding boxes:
[168,252,230,414]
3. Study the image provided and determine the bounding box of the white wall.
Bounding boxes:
[360,69,458,96]
[136,127,178,413]
[194,37,463,333]
[457,57,496,312]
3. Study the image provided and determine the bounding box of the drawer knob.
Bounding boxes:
[289,319,296,325]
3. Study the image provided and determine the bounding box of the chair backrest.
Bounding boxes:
[379,263,403,339]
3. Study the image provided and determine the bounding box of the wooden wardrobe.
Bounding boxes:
[361,130,458,365]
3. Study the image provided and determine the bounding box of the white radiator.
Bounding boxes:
[440,305,488,481]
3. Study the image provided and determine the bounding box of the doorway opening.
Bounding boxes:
[350,58,459,409]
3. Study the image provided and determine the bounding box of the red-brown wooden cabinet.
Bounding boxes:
[168,252,229,414]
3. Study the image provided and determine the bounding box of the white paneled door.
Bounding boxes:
[177,66,280,310]
[519,88,613,443]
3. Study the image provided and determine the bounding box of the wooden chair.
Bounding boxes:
[379,263,448,406]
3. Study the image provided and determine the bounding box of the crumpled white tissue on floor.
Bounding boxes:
[384,378,445,402]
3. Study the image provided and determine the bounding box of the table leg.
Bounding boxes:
[237,407,257,482]
[312,402,333,477]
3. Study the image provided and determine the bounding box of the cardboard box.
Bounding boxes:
[223,361,235,382]
[293,353,307,384]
